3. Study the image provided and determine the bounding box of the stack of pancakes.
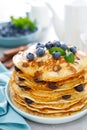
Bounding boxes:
[9,44,87,117]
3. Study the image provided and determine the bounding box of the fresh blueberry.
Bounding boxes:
[36,43,45,49]
[52,51,61,60]
[74,84,83,92]
[22,27,30,35]
[60,44,68,50]
[49,85,57,89]
[36,48,45,57]
[53,40,61,47]
[0,21,37,37]
[10,24,17,30]
[14,66,20,72]
[6,22,12,27]
[45,41,54,49]
[1,30,7,37]
[70,46,77,54]
[25,98,34,104]
[18,77,25,81]
[62,95,71,99]
[26,53,34,61]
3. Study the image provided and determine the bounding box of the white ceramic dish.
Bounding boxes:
[5,84,87,124]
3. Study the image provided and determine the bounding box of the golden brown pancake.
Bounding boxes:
[9,43,87,117]
[10,94,87,113]
[9,77,87,103]
[11,70,87,92]
[11,97,87,117]
[10,85,87,111]
[13,45,87,82]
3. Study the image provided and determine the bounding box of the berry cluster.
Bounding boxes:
[0,22,37,37]
[45,41,76,60]
[26,40,77,63]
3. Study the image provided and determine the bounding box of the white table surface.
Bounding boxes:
[0,25,87,130]
[26,115,87,130]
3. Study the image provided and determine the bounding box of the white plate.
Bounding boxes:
[5,84,87,124]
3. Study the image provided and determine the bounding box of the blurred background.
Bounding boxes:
[0,0,66,22]
[0,0,87,68]
[0,0,87,47]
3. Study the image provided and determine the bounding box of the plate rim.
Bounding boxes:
[5,84,87,124]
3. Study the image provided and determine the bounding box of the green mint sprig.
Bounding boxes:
[64,51,75,63]
[10,16,37,31]
[49,47,66,56]
[49,47,75,64]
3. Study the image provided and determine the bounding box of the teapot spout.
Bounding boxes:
[46,3,65,41]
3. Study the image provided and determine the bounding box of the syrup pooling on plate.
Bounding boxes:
[9,40,87,117]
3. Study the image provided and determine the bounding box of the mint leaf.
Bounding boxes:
[64,52,75,63]
[10,16,37,31]
[49,47,66,56]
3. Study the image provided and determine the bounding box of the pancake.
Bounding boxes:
[11,97,87,117]
[9,42,87,118]
[9,77,87,103]
[10,86,87,110]
[13,44,87,82]
[11,92,87,113]
[9,76,87,111]
[12,70,87,92]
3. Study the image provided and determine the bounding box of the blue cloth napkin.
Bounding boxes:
[0,62,31,130]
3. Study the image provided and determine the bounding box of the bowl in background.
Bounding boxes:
[0,22,41,48]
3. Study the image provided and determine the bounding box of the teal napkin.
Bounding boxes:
[0,62,31,130]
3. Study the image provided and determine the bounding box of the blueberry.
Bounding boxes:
[26,53,34,61]
[14,66,20,72]
[52,52,61,60]
[45,41,54,49]
[6,22,12,27]
[36,48,45,57]
[0,21,37,37]
[49,85,57,89]
[10,24,16,30]
[34,78,46,83]
[18,85,30,90]
[22,27,30,35]
[2,26,6,31]
[18,77,25,81]
[60,44,68,50]
[53,40,61,47]
[1,30,7,37]
[70,46,77,54]
[1,33,6,37]
[62,95,71,99]
[25,98,34,104]
[74,84,83,92]
[36,43,45,49]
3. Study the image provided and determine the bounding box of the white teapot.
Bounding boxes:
[47,0,87,45]
[29,0,52,29]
